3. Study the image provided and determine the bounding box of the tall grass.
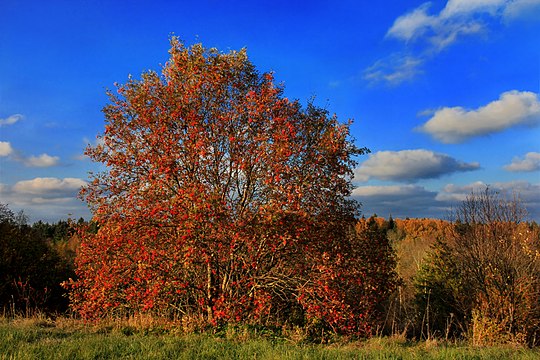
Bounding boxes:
[1,315,539,359]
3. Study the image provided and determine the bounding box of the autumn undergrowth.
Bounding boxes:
[1,315,539,360]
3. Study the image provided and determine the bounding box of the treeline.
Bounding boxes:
[1,194,539,346]
[0,204,84,314]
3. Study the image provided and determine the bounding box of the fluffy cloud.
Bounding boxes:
[0,177,89,223]
[23,154,60,167]
[504,152,540,172]
[13,177,87,196]
[0,141,60,167]
[0,141,13,156]
[0,114,23,127]
[354,149,479,182]
[418,90,540,143]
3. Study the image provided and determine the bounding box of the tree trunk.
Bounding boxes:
[206,259,215,322]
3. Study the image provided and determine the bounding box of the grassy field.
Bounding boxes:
[1,317,539,359]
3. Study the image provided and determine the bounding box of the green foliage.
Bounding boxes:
[414,239,472,339]
[383,218,450,338]
[32,220,73,243]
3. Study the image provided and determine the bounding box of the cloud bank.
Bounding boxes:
[12,177,87,195]
[0,177,89,223]
[354,149,479,182]
[353,180,540,220]
[353,184,446,219]
[417,90,540,143]
[436,181,540,219]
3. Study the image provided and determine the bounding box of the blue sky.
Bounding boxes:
[1,0,539,222]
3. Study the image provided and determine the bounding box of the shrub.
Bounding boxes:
[413,189,540,345]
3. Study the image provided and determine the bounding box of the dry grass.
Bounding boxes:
[2,314,539,359]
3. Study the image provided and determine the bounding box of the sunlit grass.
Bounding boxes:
[1,316,538,359]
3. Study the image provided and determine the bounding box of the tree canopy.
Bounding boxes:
[66,39,389,335]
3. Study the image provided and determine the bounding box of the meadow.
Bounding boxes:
[1,316,539,360]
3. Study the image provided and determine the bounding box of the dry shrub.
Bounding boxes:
[415,188,540,346]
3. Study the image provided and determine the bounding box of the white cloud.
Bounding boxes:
[504,152,540,172]
[503,0,540,19]
[0,177,90,223]
[0,141,61,166]
[363,54,424,86]
[13,177,87,195]
[24,153,60,167]
[354,149,479,182]
[429,22,483,51]
[386,3,436,42]
[0,141,13,156]
[441,0,506,17]
[418,90,540,143]
[435,181,489,202]
[0,114,23,127]
[368,1,540,86]
[387,0,533,50]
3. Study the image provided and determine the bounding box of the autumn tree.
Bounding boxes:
[66,39,382,334]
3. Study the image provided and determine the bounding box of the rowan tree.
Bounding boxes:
[66,38,379,333]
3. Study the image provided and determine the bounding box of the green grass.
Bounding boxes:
[1,318,539,359]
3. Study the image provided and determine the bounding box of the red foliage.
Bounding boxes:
[65,39,395,335]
